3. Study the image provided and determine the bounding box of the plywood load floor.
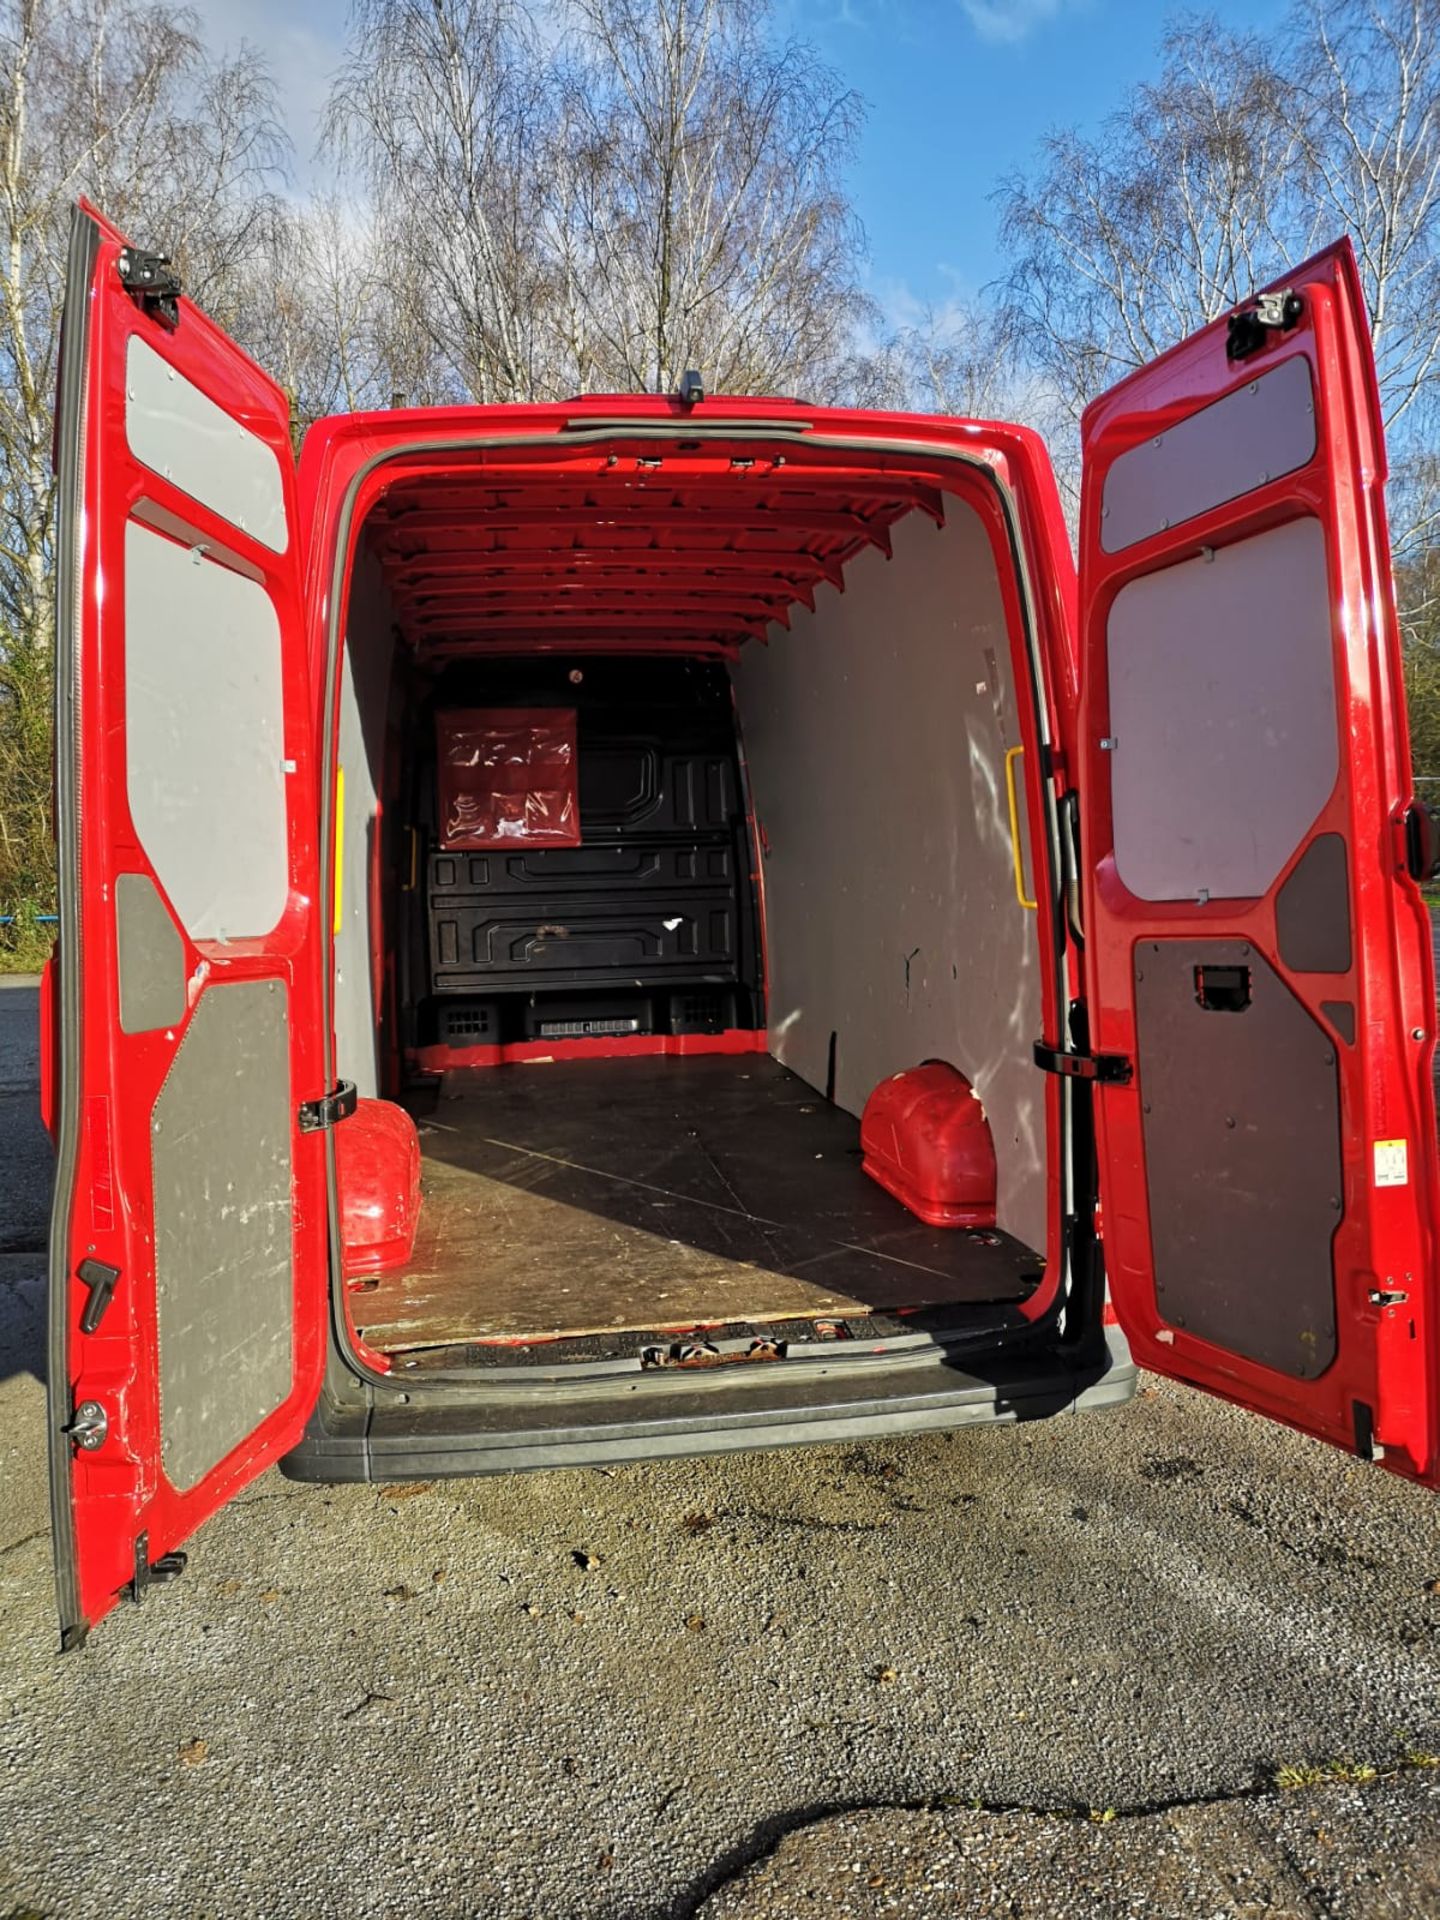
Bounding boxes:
[353,1056,1044,1356]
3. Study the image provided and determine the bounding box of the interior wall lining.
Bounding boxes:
[334,543,398,1100]
[731,501,1046,1255]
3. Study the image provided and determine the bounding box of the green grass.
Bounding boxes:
[0,899,54,974]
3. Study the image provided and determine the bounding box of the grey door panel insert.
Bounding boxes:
[116,873,186,1033]
[1101,354,1316,552]
[1274,833,1352,974]
[1134,939,1341,1379]
[153,979,294,1491]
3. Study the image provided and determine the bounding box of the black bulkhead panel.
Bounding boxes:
[416,658,760,1036]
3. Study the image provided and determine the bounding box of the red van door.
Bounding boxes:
[47,203,335,1646]
[1075,239,1440,1484]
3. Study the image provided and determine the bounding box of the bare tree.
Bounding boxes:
[1288,0,1440,568]
[834,297,1018,419]
[0,0,289,952]
[247,194,419,428]
[994,0,1440,569]
[994,16,1299,487]
[556,0,865,396]
[324,0,561,404]
[322,0,866,402]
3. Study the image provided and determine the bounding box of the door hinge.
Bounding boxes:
[117,246,182,328]
[76,1257,119,1334]
[129,1530,187,1604]
[1226,289,1303,361]
[298,1079,358,1133]
[1034,1040,1133,1085]
[66,1399,109,1452]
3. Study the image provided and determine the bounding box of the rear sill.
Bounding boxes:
[280,1328,1136,1482]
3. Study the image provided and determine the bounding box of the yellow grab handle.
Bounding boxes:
[1004,745,1038,912]
[333,765,345,936]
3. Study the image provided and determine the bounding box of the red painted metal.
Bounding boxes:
[1077,240,1440,1486]
[54,203,329,1636]
[408,1029,770,1075]
[860,1063,998,1229]
[336,1098,422,1277]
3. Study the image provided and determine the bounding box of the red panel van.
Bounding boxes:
[44,201,1440,1644]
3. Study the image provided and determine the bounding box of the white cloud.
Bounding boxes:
[958,0,1076,44]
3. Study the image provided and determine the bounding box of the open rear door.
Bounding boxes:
[1075,239,1440,1484]
[48,203,334,1645]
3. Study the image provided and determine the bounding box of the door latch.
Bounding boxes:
[66,1400,109,1452]
[1226,289,1303,360]
[116,247,182,329]
[298,1079,358,1133]
[1033,1041,1133,1084]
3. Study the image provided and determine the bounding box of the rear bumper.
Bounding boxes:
[280,1327,1137,1483]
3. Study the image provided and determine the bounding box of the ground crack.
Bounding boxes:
[666,1754,1440,1918]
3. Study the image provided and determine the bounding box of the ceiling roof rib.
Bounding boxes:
[365,465,939,658]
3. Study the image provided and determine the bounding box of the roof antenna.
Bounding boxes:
[677,369,705,407]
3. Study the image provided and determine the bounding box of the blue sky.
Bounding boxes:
[195,0,1289,322]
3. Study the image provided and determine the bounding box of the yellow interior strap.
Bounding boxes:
[333,765,345,936]
[1005,745,1038,912]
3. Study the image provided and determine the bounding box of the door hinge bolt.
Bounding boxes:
[1100,737,1118,751]
[117,246,182,328]
[1226,289,1303,360]
[129,1530,187,1604]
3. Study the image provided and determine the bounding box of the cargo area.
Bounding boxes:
[329,434,1056,1374]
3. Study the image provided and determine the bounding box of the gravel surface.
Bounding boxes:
[696,1775,1440,1916]
[2,982,1439,1918]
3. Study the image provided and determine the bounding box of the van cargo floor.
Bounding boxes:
[354,1056,1042,1355]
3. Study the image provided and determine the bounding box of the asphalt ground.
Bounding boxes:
[2,975,1438,1918]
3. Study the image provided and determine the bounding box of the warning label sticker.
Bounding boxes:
[1374,1139,1409,1188]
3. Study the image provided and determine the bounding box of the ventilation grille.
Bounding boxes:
[668,990,731,1035]
[439,1000,500,1043]
[537,1016,643,1039]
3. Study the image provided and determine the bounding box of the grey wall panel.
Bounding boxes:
[153,980,294,1492]
[1107,516,1339,904]
[124,520,290,942]
[333,543,398,1100]
[731,504,1046,1256]
[115,872,186,1033]
[1101,354,1316,552]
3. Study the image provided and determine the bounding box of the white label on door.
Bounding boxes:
[1374,1138,1409,1188]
